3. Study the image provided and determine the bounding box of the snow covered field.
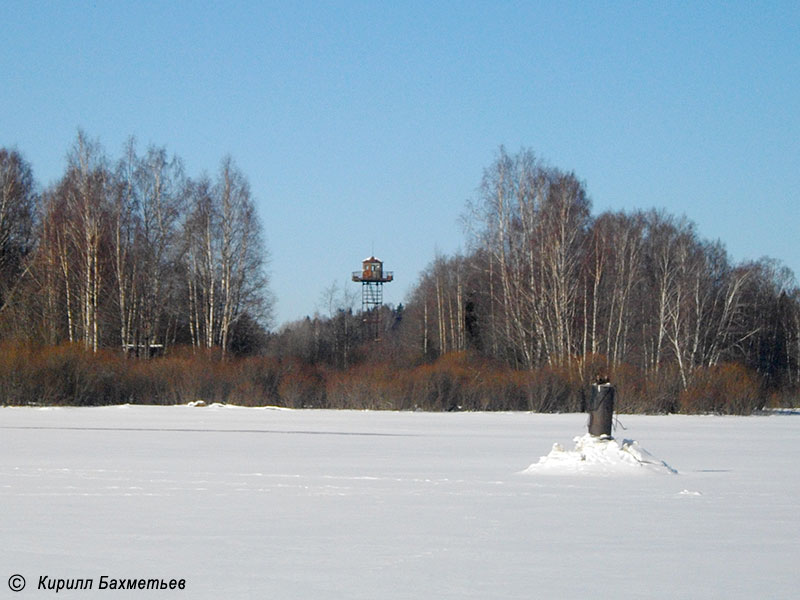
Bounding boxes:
[2,405,798,599]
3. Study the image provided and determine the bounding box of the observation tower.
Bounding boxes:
[352,256,393,339]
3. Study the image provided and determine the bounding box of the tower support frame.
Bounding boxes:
[352,256,393,341]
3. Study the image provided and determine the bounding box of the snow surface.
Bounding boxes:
[1,406,799,599]
[522,434,678,475]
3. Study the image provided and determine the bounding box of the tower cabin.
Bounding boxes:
[352,256,393,283]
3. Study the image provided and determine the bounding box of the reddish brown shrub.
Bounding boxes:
[679,363,764,415]
[277,360,326,408]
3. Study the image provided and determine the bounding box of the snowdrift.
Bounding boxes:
[522,434,677,475]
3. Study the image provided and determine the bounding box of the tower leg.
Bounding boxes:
[361,282,384,340]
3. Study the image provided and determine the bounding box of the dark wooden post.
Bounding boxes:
[588,375,615,437]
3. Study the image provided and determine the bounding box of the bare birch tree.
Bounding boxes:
[61,132,110,352]
[184,158,271,355]
[466,147,590,367]
[111,139,139,353]
[134,146,185,355]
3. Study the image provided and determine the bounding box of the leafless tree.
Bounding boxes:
[59,132,110,352]
[582,211,646,368]
[0,148,37,318]
[184,158,271,355]
[111,139,139,353]
[110,141,186,356]
[466,147,590,367]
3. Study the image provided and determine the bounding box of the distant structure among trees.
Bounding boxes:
[352,255,393,340]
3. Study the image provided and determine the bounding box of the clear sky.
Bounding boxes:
[3,1,798,327]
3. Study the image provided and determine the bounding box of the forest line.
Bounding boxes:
[1,138,798,412]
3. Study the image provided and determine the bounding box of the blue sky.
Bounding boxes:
[3,1,798,326]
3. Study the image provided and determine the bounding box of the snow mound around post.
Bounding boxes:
[521,434,677,476]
